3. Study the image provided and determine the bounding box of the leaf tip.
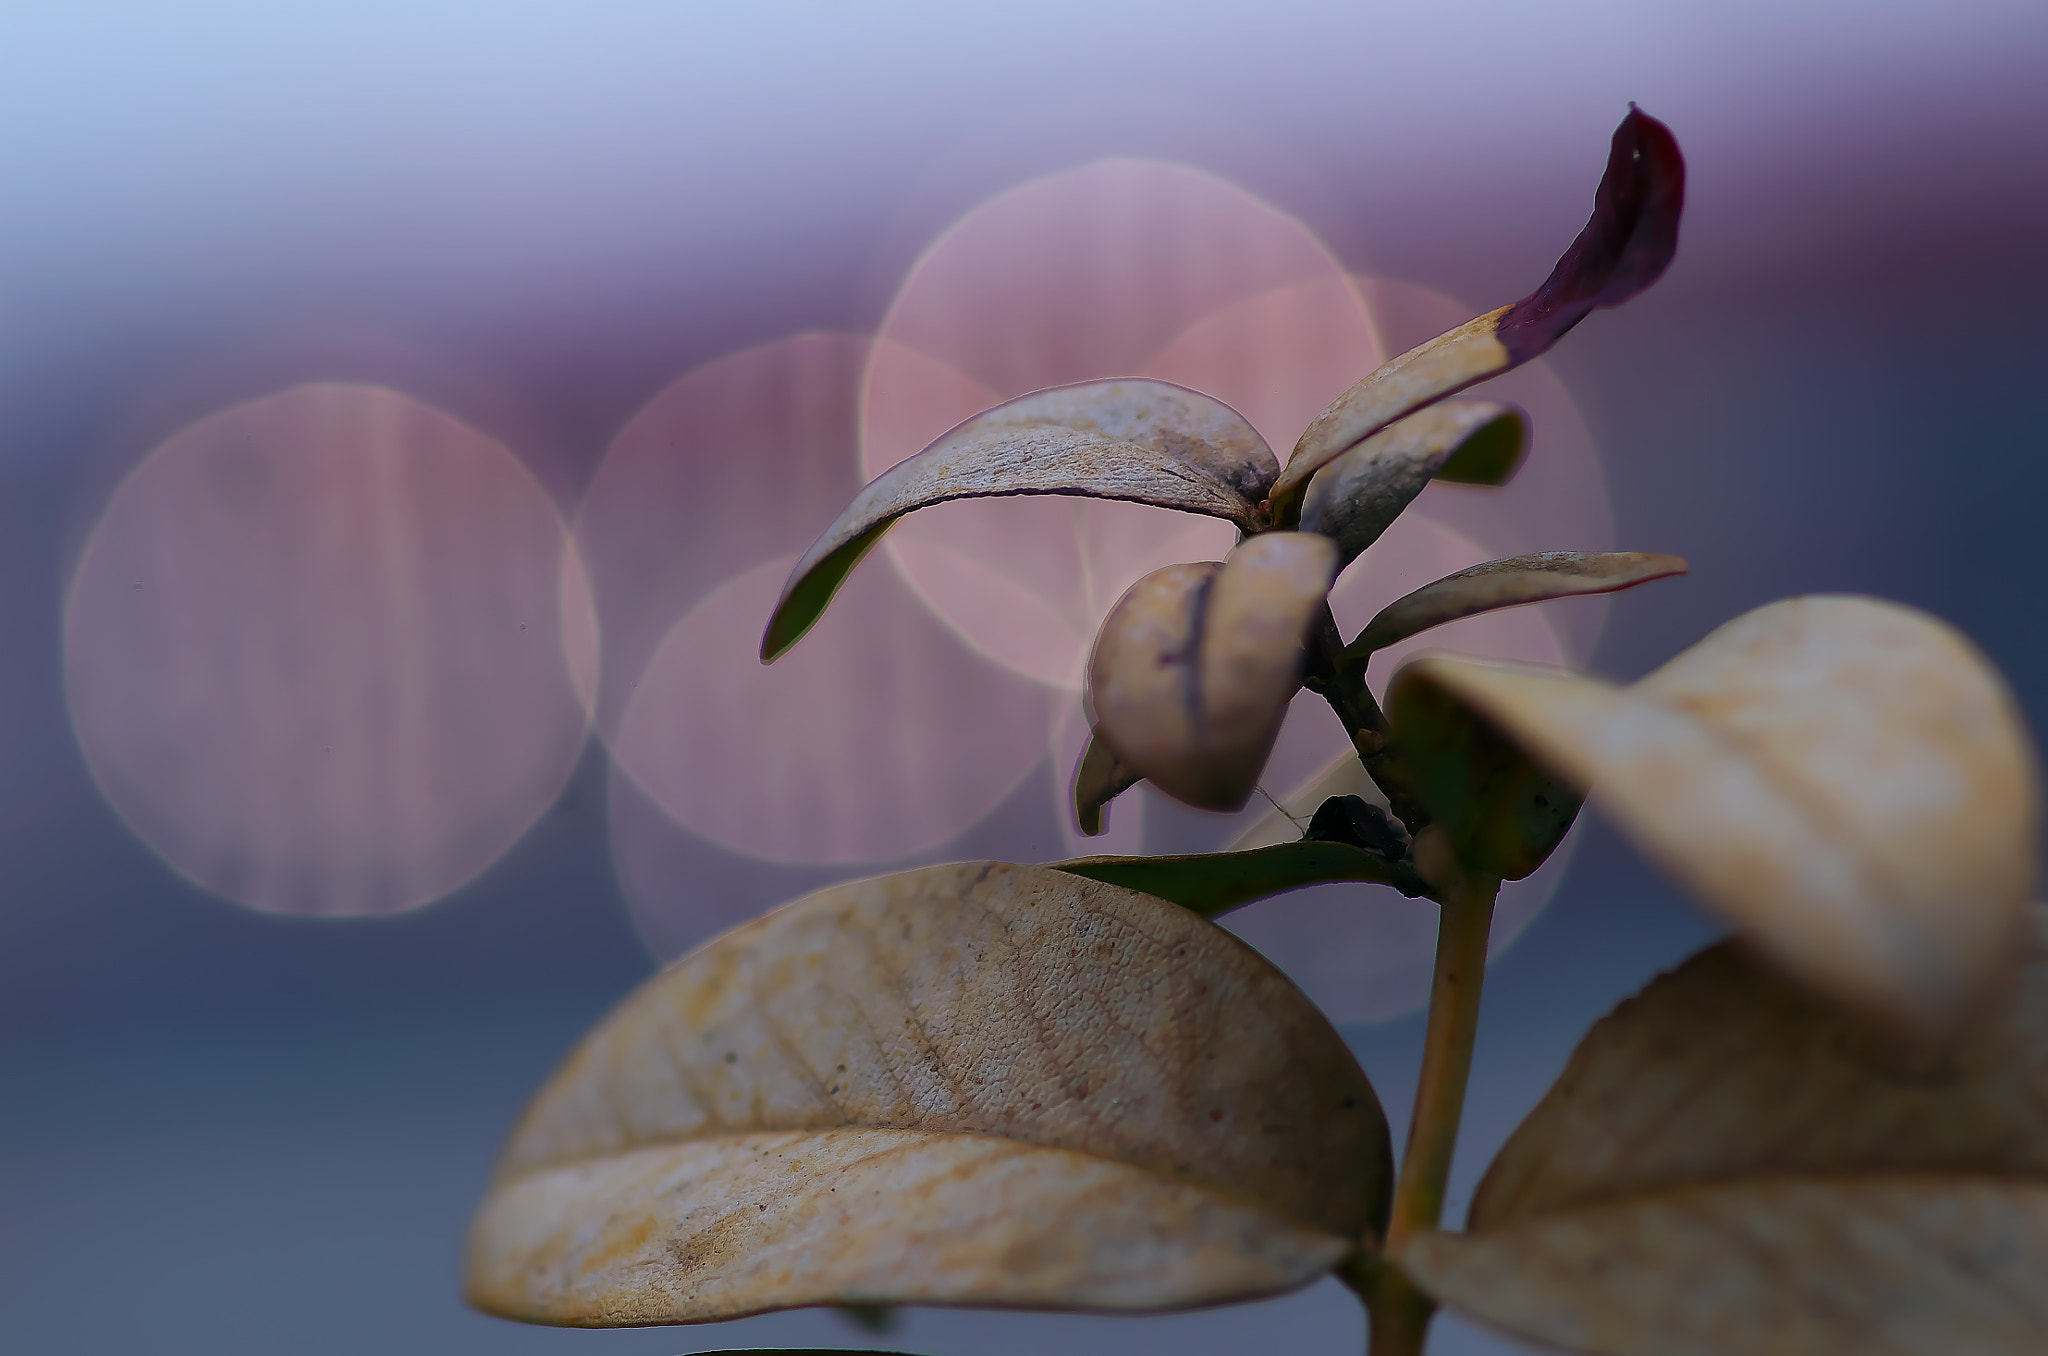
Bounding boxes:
[1496,105,1685,360]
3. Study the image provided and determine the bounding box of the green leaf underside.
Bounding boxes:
[1055,840,1420,918]
[1347,551,1687,659]
[1296,403,1526,566]
[759,522,888,661]
[1388,669,1582,881]
[763,379,1277,661]
[1433,410,1528,485]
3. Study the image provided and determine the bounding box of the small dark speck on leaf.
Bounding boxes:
[1209,1109,1224,1122]
[724,1051,737,1064]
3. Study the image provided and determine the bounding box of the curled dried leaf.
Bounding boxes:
[1270,107,1683,523]
[467,862,1389,1325]
[1295,402,1527,566]
[1345,551,1686,658]
[1089,533,1339,813]
[1398,913,2048,1355]
[762,379,1275,660]
[1073,724,1142,837]
[1394,595,2042,1043]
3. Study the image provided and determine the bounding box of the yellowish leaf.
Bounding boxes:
[467,862,1389,1326]
[1391,595,2042,1043]
[1398,912,2048,1355]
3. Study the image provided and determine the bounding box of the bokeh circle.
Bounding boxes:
[64,382,593,916]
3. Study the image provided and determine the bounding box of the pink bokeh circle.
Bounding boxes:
[861,160,1367,689]
[63,382,594,916]
[612,553,1054,867]
[579,331,1058,880]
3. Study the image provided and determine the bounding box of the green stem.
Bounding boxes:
[1390,865,1498,1244]
[1302,604,1430,833]
[1356,855,1501,1355]
[1341,1257,1435,1356]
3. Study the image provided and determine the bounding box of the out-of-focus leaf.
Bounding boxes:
[1386,668,1582,882]
[1345,551,1686,657]
[762,379,1275,660]
[1089,533,1339,812]
[1269,107,1683,524]
[1398,912,2048,1355]
[1073,724,1142,837]
[1295,402,1526,565]
[467,862,1389,1326]
[1395,595,2042,1044]
[1055,838,1424,918]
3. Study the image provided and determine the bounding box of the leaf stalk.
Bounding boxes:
[1301,603,1428,833]
[1360,853,1501,1353]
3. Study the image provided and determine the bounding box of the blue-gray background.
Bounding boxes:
[4,4,2045,1353]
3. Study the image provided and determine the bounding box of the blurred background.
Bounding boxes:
[4,3,2046,1353]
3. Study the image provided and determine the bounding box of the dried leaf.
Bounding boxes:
[1269,107,1683,523]
[1073,724,1142,837]
[1345,551,1686,657]
[1407,1178,2048,1356]
[1394,595,2042,1042]
[1055,839,1421,919]
[1386,666,1582,881]
[1473,922,2048,1230]
[762,379,1276,661]
[1397,913,2048,1355]
[1295,402,1527,565]
[467,862,1389,1326]
[1089,533,1340,812]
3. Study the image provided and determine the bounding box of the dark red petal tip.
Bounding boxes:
[1497,106,1686,361]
